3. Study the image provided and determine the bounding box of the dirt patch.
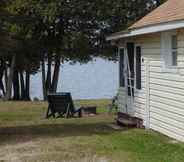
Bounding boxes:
[0,140,111,162]
[0,141,39,162]
[63,156,109,162]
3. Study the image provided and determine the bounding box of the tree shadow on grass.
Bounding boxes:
[0,122,122,145]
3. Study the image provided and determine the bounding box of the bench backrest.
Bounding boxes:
[48,92,75,113]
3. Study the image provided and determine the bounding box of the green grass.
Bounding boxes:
[0,100,183,162]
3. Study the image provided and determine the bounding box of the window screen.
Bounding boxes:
[171,35,177,66]
[136,46,141,90]
[119,48,125,87]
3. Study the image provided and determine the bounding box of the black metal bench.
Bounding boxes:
[46,92,82,118]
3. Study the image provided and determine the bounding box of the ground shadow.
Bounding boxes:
[0,122,123,145]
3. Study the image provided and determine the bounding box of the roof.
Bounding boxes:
[107,0,184,41]
[130,0,184,29]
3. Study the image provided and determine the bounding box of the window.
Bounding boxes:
[171,35,177,66]
[136,46,141,90]
[161,32,178,69]
[119,48,125,87]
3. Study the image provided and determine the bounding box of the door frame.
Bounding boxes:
[119,43,150,125]
[125,42,135,115]
[119,43,143,115]
[118,46,129,113]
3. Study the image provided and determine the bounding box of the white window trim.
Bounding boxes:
[161,31,178,73]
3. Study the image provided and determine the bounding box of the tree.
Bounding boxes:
[0,0,40,100]
[2,0,166,100]
[155,0,166,6]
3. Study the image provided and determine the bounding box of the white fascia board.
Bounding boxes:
[106,20,184,41]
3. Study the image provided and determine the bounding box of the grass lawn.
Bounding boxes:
[0,100,183,162]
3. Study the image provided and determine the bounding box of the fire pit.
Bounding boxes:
[82,106,97,115]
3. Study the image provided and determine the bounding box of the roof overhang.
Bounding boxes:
[106,20,184,41]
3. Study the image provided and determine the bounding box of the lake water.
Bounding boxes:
[30,58,118,100]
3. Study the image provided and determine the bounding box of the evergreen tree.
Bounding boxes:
[0,0,166,100]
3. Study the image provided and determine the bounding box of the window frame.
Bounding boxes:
[161,31,178,73]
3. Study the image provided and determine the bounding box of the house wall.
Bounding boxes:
[117,29,184,142]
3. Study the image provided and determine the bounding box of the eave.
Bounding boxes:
[106,20,184,41]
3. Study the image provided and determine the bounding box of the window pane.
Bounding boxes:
[171,35,177,66]
[172,51,177,66]
[119,49,125,87]
[136,46,141,90]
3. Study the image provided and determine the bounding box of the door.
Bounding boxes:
[125,43,135,114]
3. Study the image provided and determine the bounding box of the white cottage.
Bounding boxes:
[107,0,184,142]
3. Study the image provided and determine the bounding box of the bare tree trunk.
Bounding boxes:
[0,80,5,95]
[0,59,5,95]
[0,78,5,96]
[4,54,16,101]
[13,69,20,100]
[25,71,30,101]
[20,71,26,100]
[51,55,60,93]
[41,59,47,100]
[46,55,52,94]
[4,65,8,91]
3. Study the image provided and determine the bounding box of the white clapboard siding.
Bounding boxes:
[150,113,184,135]
[134,97,146,105]
[177,47,184,54]
[143,55,161,61]
[129,36,151,119]
[135,112,146,120]
[150,95,184,109]
[150,123,184,142]
[134,104,146,115]
[178,41,184,48]
[179,69,184,75]
[149,71,184,81]
[142,49,161,55]
[148,60,162,67]
[134,91,146,99]
[178,62,184,69]
[117,29,184,141]
[150,78,184,89]
[150,101,184,116]
[150,84,184,96]
[134,58,146,119]
[137,30,184,142]
[150,89,184,102]
[134,90,146,119]
[150,106,184,123]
